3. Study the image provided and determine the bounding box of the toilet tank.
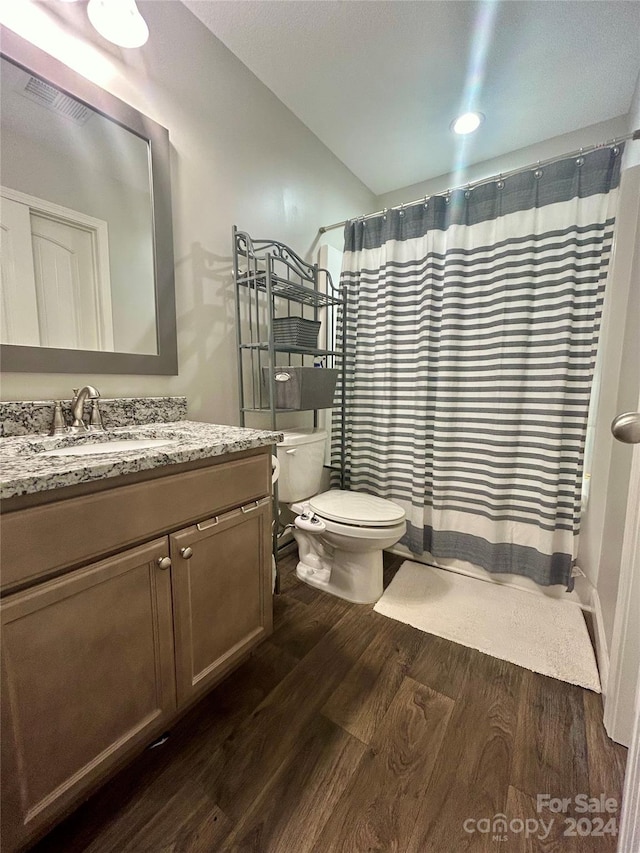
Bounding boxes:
[276,429,328,502]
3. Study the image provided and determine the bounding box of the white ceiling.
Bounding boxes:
[183,1,640,196]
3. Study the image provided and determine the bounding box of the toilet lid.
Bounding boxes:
[309,490,405,527]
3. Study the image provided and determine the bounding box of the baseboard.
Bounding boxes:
[591,586,610,699]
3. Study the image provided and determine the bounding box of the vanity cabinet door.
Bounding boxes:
[170,497,273,707]
[1,538,176,851]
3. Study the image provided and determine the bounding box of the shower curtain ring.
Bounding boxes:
[424,196,429,209]
[612,145,620,156]
[497,174,505,190]
[444,190,451,204]
[576,148,585,167]
[534,161,543,179]
[383,208,388,221]
[465,184,472,200]
[399,204,405,217]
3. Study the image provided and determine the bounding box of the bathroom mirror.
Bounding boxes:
[0,29,177,374]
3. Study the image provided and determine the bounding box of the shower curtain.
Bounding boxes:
[333,146,622,587]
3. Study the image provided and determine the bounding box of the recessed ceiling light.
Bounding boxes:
[451,112,485,135]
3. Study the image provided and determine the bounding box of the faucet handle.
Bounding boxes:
[88,399,105,431]
[50,402,67,436]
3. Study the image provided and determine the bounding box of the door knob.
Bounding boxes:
[611,412,640,444]
[180,546,193,559]
[157,556,172,570]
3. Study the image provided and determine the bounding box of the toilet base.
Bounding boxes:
[295,547,384,604]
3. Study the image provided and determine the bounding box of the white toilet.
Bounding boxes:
[277,429,406,603]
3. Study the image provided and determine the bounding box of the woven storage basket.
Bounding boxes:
[272,317,321,348]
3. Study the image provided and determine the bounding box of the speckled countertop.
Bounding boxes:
[0,421,283,500]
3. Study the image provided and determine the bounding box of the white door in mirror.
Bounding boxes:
[0,197,40,345]
[31,213,113,351]
[0,187,114,351]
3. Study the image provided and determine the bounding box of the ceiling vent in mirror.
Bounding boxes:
[19,76,93,125]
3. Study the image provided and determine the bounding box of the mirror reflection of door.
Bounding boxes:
[0,189,114,351]
[1,54,159,357]
[0,196,40,346]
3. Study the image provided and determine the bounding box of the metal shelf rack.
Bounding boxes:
[233,226,345,429]
[232,226,346,591]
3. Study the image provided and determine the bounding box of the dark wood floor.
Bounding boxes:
[32,552,627,853]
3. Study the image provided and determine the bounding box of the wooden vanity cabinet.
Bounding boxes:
[0,448,273,851]
[171,498,272,706]
[1,538,176,852]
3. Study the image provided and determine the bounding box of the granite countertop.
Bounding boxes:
[0,421,283,500]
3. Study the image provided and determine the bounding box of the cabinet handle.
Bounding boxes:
[157,556,172,570]
[196,516,219,531]
[180,546,193,559]
[241,501,260,513]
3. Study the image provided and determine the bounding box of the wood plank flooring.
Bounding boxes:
[31,552,627,853]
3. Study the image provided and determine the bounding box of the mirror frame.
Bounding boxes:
[0,29,178,375]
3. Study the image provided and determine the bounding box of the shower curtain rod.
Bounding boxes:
[318,128,640,234]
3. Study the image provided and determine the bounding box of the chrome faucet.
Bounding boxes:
[70,385,104,433]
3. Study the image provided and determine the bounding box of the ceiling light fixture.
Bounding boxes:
[451,112,485,135]
[87,0,149,48]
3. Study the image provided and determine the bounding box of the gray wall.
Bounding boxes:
[0,1,375,422]
[375,116,629,210]
[624,69,640,169]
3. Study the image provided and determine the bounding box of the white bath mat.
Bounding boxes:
[374,561,601,692]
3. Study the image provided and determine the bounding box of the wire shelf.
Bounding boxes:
[236,272,343,308]
[239,343,342,357]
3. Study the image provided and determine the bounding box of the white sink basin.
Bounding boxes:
[40,439,178,457]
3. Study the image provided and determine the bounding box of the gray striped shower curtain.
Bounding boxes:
[333,147,622,587]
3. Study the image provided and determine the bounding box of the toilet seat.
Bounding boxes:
[319,514,407,540]
[308,490,405,528]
